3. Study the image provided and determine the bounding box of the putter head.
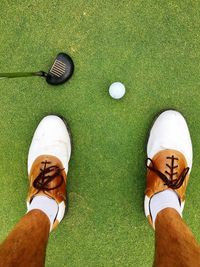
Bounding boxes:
[46,53,74,85]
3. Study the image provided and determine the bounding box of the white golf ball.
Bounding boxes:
[109,82,126,99]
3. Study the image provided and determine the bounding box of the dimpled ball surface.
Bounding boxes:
[109,82,126,99]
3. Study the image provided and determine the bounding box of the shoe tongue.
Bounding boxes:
[33,160,64,191]
[152,149,188,175]
[146,149,189,199]
[29,155,66,193]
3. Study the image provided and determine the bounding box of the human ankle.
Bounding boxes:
[155,208,182,227]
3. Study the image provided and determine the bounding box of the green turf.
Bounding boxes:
[0,0,200,266]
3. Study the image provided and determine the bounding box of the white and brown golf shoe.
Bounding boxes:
[27,115,71,230]
[144,110,193,227]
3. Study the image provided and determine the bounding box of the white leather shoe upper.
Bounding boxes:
[147,110,193,170]
[28,115,71,174]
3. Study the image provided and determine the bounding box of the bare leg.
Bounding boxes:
[0,210,50,267]
[154,208,200,267]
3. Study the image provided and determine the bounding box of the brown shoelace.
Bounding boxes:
[33,160,64,192]
[146,155,190,189]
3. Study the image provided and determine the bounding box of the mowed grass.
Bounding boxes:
[0,1,200,266]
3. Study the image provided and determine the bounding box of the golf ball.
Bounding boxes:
[109,82,126,99]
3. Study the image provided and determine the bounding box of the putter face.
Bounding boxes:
[46,53,74,85]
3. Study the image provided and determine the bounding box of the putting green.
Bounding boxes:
[0,1,200,266]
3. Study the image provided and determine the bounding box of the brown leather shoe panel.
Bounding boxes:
[145,149,190,202]
[27,155,67,204]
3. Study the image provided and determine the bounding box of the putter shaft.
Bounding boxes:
[0,71,46,79]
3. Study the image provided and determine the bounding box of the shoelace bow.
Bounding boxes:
[146,155,190,189]
[33,160,64,192]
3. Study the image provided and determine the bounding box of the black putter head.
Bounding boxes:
[46,53,74,85]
